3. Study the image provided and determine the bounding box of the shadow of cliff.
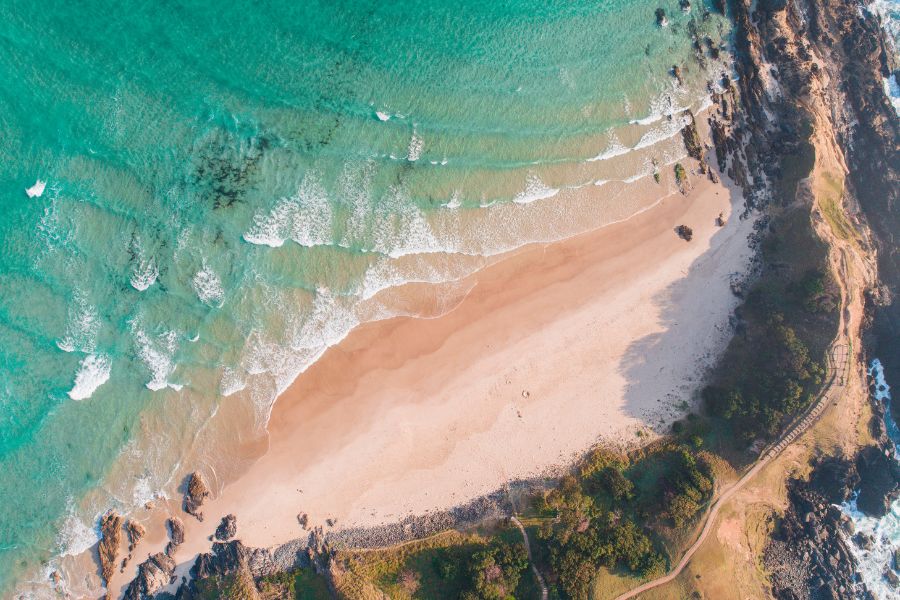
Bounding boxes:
[615,180,749,439]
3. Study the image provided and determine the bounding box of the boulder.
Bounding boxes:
[183,471,211,521]
[123,552,176,600]
[655,8,668,27]
[215,514,238,541]
[855,445,900,517]
[126,519,146,552]
[121,519,147,570]
[98,511,123,587]
[166,517,185,556]
[852,532,875,551]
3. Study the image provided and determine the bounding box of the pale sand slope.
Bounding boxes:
[111,173,755,594]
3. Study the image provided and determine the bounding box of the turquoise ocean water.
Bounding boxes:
[0,1,731,594]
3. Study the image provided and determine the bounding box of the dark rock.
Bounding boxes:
[765,457,865,599]
[676,225,694,242]
[759,0,788,12]
[852,532,875,551]
[885,567,900,588]
[679,0,691,13]
[855,445,900,517]
[126,519,146,552]
[183,471,211,522]
[655,8,668,27]
[98,511,123,589]
[215,514,237,541]
[297,513,309,529]
[121,519,147,571]
[123,552,176,600]
[166,517,185,556]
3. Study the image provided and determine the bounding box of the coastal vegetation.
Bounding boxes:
[700,200,838,448]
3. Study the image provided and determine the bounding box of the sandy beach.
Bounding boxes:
[103,162,757,596]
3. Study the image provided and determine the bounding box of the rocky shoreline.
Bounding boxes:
[725,0,900,597]
[764,389,900,599]
[119,487,526,599]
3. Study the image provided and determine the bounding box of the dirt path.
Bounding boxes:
[612,343,850,600]
[511,516,549,600]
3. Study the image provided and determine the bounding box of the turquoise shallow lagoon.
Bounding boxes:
[0,0,731,594]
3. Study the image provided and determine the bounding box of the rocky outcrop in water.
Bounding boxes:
[214,513,237,541]
[855,444,900,517]
[98,511,123,592]
[183,471,211,521]
[123,552,177,600]
[764,456,868,600]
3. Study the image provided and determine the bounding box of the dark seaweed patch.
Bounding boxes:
[189,129,271,210]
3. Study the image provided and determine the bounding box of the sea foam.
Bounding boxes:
[513,174,559,205]
[130,258,159,291]
[838,359,900,599]
[407,129,424,162]
[56,502,98,558]
[243,176,334,248]
[68,354,111,400]
[192,264,224,306]
[56,293,100,354]
[26,179,46,198]
[133,326,179,391]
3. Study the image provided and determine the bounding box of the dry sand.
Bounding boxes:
[105,166,757,597]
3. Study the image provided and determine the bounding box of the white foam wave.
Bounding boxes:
[132,476,156,508]
[243,175,334,248]
[130,258,158,291]
[634,112,691,151]
[444,190,462,209]
[375,110,391,121]
[883,74,900,116]
[56,292,100,354]
[68,354,111,400]
[588,134,630,162]
[220,367,247,397]
[133,326,179,391]
[56,501,98,558]
[26,179,46,198]
[513,174,559,205]
[340,165,443,258]
[629,93,684,125]
[407,129,424,162]
[192,263,224,306]
[838,358,900,599]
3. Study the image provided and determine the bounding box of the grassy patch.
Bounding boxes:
[817,172,856,242]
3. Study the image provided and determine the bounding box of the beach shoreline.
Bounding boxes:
[102,159,757,597]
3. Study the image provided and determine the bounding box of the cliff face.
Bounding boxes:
[803,0,900,411]
[719,0,899,597]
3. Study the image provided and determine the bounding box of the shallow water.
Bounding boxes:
[0,0,732,594]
